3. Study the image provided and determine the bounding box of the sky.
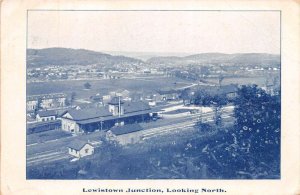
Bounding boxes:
[28,11,280,54]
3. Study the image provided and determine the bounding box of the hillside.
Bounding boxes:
[147,53,280,67]
[27,48,144,67]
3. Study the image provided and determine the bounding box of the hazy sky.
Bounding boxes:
[28,11,280,54]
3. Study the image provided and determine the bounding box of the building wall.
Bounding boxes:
[68,144,95,158]
[61,118,80,133]
[36,115,56,122]
[57,97,66,106]
[40,99,55,109]
[79,144,94,157]
[68,148,80,158]
[27,100,38,111]
[108,104,124,116]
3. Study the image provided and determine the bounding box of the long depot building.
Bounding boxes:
[61,97,158,134]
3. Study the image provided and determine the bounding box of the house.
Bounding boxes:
[61,98,157,134]
[157,89,181,101]
[102,94,112,105]
[26,96,39,112]
[219,84,238,100]
[144,91,162,103]
[107,123,144,145]
[109,89,131,99]
[68,140,95,158]
[39,93,67,109]
[26,93,67,111]
[36,110,57,122]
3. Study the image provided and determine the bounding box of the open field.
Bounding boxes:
[27,77,193,99]
[204,75,275,87]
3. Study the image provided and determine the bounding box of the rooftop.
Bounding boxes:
[68,140,93,151]
[110,123,143,135]
[64,101,154,124]
[66,107,112,121]
[37,110,57,117]
[123,101,151,114]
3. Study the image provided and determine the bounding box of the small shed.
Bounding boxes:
[68,140,95,158]
[108,123,144,145]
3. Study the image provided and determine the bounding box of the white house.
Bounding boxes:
[68,140,95,158]
[26,98,39,111]
[36,110,57,122]
[27,93,67,111]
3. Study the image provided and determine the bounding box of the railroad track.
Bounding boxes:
[140,112,233,140]
[27,149,70,166]
[27,110,234,165]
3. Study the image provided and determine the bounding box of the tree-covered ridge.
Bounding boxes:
[27,48,144,67]
[148,53,280,67]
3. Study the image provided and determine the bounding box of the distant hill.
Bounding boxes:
[147,53,280,67]
[27,48,144,67]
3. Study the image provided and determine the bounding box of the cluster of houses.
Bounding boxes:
[27,85,242,159]
[26,93,67,112]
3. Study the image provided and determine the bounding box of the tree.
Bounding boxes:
[218,75,225,87]
[233,85,280,158]
[181,88,191,105]
[200,66,210,78]
[84,82,91,89]
[70,92,76,105]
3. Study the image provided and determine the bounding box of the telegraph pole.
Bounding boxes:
[198,106,203,123]
[118,96,121,117]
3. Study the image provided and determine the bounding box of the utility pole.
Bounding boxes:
[118,96,121,118]
[100,120,103,131]
[198,106,203,124]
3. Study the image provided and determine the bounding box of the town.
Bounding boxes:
[26,48,280,179]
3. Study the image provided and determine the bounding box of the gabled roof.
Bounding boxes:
[65,107,112,121]
[68,140,93,151]
[110,123,143,135]
[123,101,150,114]
[37,110,57,117]
[74,102,95,109]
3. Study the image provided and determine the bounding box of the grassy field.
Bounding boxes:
[27,77,193,99]
[204,76,267,87]
[204,73,281,87]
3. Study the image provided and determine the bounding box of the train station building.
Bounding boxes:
[61,97,159,134]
